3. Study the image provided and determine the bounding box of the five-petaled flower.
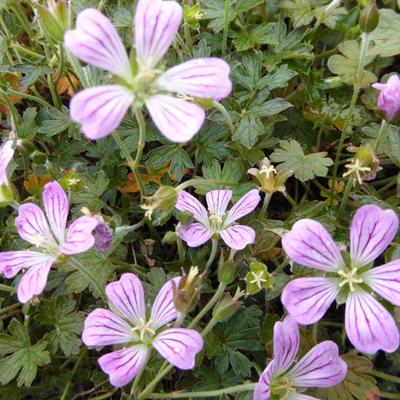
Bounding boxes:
[0,181,98,303]
[281,204,400,354]
[175,189,260,250]
[64,0,232,142]
[82,273,203,387]
[372,75,400,121]
[0,139,15,205]
[254,316,347,400]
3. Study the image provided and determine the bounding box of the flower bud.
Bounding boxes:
[94,220,113,253]
[372,75,400,121]
[213,288,244,322]
[245,262,274,295]
[0,183,13,207]
[162,231,177,244]
[16,139,35,156]
[141,185,178,223]
[218,259,238,285]
[343,144,380,185]
[359,1,379,33]
[31,150,47,165]
[172,266,202,314]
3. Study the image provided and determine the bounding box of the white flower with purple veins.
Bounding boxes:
[0,140,14,203]
[175,189,261,250]
[82,273,203,387]
[64,0,232,142]
[0,182,98,303]
[281,204,400,355]
[254,316,347,400]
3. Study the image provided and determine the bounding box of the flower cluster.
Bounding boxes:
[64,0,231,142]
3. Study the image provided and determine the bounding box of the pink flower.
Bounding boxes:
[0,140,14,187]
[372,75,400,121]
[175,189,260,250]
[0,182,98,303]
[254,316,347,400]
[281,204,400,354]
[64,1,231,142]
[82,273,203,387]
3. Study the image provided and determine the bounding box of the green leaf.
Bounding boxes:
[327,40,376,88]
[259,65,298,90]
[19,108,38,140]
[146,145,193,181]
[250,98,293,118]
[232,24,278,51]
[283,0,314,28]
[0,319,50,387]
[38,296,85,356]
[270,140,333,182]
[39,106,74,136]
[233,114,264,148]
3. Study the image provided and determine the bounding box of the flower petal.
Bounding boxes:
[134,0,182,68]
[0,251,54,278]
[206,190,232,216]
[175,191,208,223]
[345,290,399,354]
[220,225,256,250]
[82,308,134,346]
[64,9,131,80]
[254,360,279,400]
[150,277,181,330]
[98,346,150,387]
[350,205,398,267]
[156,58,232,100]
[105,273,146,324]
[288,395,318,400]
[60,216,98,255]
[178,223,213,248]
[273,316,300,374]
[70,85,134,140]
[363,260,400,306]
[0,140,14,185]
[152,328,203,369]
[281,278,339,325]
[17,260,54,303]
[145,95,205,143]
[225,189,260,225]
[42,182,69,244]
[288,341,347,388]
[282,219,343,271]
[15,203,55,246]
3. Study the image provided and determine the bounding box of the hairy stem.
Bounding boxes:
[374,119,389,152]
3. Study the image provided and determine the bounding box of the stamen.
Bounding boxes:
[338,268,363,292]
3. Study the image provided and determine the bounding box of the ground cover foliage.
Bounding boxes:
[0,0,399,399]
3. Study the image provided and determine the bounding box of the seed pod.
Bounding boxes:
[359,1,380,33]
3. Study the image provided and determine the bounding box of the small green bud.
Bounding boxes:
[218,260,238,284]
[31,150,47,165]
[172,266,202,314]
[162,231,177,244]
[0,184,14,207]
[16,139,35,156]
[213,288,244,322]
[183,4,204,30]
[359,1,379,33]
[245,262,274,295]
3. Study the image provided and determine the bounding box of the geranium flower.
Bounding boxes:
[0,181,98,303]
[64,0,232,142]
[254,316,347,400]
[281,204,400,354]
[372,75,400,121]
[175,189,260,250]
[0,140,14,204]
[82,273,203,387]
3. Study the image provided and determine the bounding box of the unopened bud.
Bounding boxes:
[162,231,177,244]
[218,260,238,285]
[213,288,244,322]
[173,266,202,314]
[359,1,379,33]
[31,150,47,164]
[0,184,13,207]
[94,220,113,253]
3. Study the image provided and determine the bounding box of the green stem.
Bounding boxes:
[380,392,400,399]
[222,0,230,56]
[60,349,87,400]
[337,178,353,218]
[212,101,234,133]
[260,192,272,217]
[203,238,219,275]
[133,107,147,200]
[370,370,400,384]
[9,4,34,39]
[98,0,108,11]
[0,284,16,294]
[130,352,151,398]
[5,89,53,108]
[188,282,226,329]
[68,257,106,302]
[150,383,256,399]
[138,364,173,400]
[201,317,218,337]
[47,74,61,108]
[330,32,369,201]
[0,303,20,316]
[113,131,144,200]
[374,119,389,152]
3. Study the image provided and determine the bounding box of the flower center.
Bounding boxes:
[208,213,224,231]
[270,376,295,400]
[260,164,277,179]
[337,268,363,292]
[249,271,269,289]
[131,318,156,344]
[32,234,61,257]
